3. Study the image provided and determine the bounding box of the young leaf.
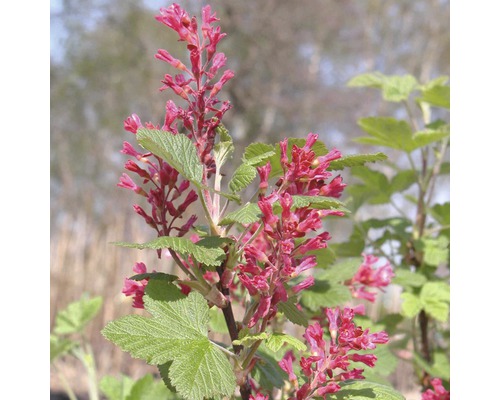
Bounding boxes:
[126,373,176,400]
[54,295,103,335]
[300,280,352,312]
[400,293,423,318]
[328,153,388,171]
[411,129,449,150]
[50,335,77,363]
[320,257,363,283]
[420,282,450,322]
[277,298,309,327]
[136,128,203,186]
[129,272,179,282]
[392,270,427,289]
[242,142,276,166]
[290,195,349,212]
[422,236,449,267]
[233,331,269,347]
[332,380,405,400]
[381,74,418,102]
[418,84,450,109]
[252,350,287,392]
[219,203,261,226]
[347,72,385,88]
[265,333,307,353]
[229,163,257,193]
[102,291,236,400]
[113,236,225,267]
[356,117,414,153]
[99,375,135,400]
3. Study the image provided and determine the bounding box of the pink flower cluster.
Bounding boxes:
[237,134,346,327]
[279,305,389,400]
[421,378,450,400]
[347,254,394,302]
[153,3,234,174]
[118,140,198,238]
[122,262,150,308]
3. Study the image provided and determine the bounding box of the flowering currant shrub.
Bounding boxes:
[102,4,448,400]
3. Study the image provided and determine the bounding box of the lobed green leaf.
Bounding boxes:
[328,153,388,171]
[137,129,203,185]
[113,236,225,267]
[265,333,307,353]
[332,380,405,399]
[102,291,236,400]
[54,295,103,335]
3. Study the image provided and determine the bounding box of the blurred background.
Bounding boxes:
[50,0,449,398]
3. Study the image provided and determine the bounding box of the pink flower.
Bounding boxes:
[421,378,450,400]
[348,254,394,303]
[122,262,149,309]
[280,306,389,400]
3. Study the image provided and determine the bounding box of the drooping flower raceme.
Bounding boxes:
[122,262,149,309]
[279,305,389,400]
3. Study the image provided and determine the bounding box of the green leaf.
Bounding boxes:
[421,282,450,322]
[410,129,449,152]
[208,307,229,334]
[356,117,414,152]
[413,352,450,381]
[328,153,388,171]
[347,72,385,88]
[350,346,398,377]
[381,74,418,102]
[332,380,405,400]
[265,333,307,353]
[99,375,135,400]
[392,270,427,289]
[113,236,225,268]
[418,84,450,109]
[400,293,423,318]
[320,257,363,282]
[126,373,176,400]
[430,202,450,226]
[219,203,261,226]
[331,227,366,258]
[214,138,234,171]
[129,272,179,282]
[54,295,103,335]
[252,350,287,392]
[300,280,352,312]
[137,129,203,185]
[50,335,77,363]
[277,298,309,327]
[422,236,449,267]
[233,331,269,346]
[242,142,276,166]
[158,361,178,394]
[390,170,416,193]
[229,162,257,193]
[310,245,337,269]
[102,291,236,400]
[290,195,349,212]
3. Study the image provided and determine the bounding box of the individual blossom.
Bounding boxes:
[279,306,389,400]
[421,378,450,400]
[347,254,394,302]
[122,262,149,309]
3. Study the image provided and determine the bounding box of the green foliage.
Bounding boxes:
[300,276,352,312]
[99,375,135,400]
[102,291,236,400]
[242,142,276,166]
[113,236,226,268]
[332,380,405,399]
[232,330,269,346]
[265,333,307,353]
[219,202,261,226]
[277,298,309,327]
[328,153,388,171]
[50,335,77,363]
[137,128,203,185]
[229,162,257,193]
[126,373,178,400]
[54,295,103,335]
[252,350,287,392]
